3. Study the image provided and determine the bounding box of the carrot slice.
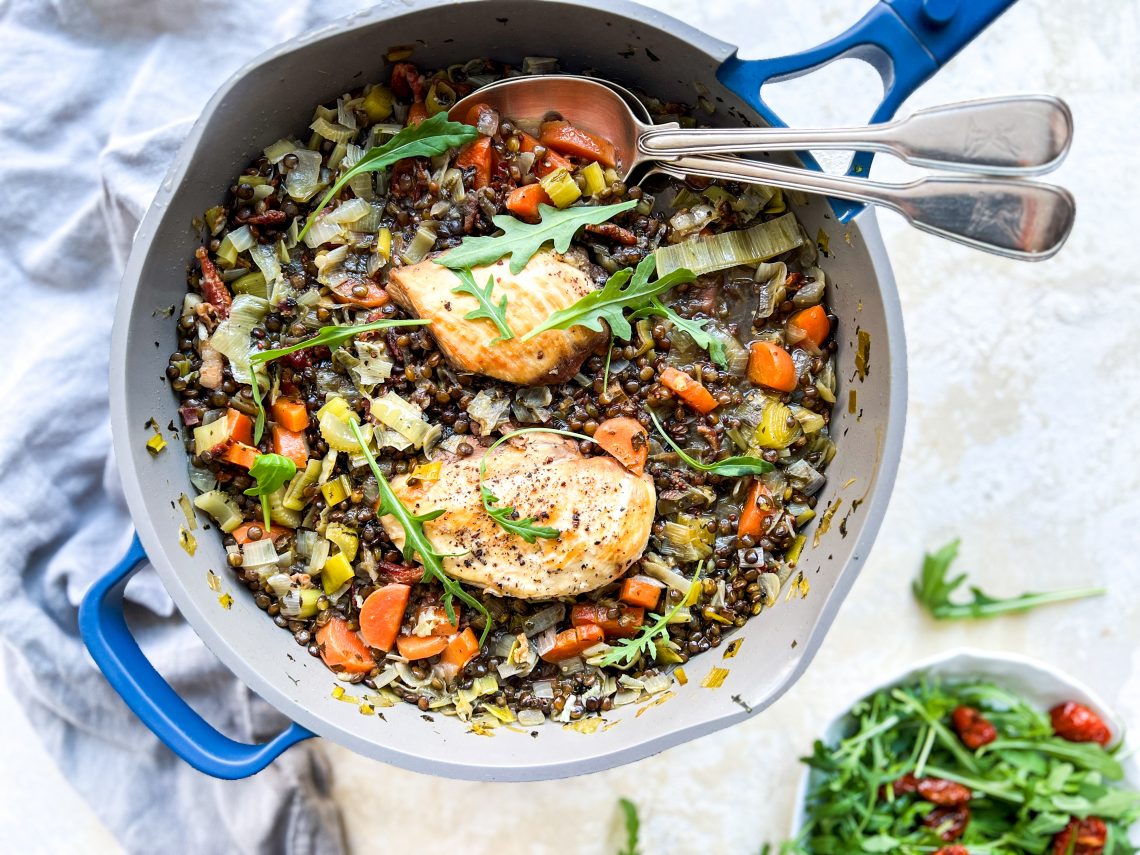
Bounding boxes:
[455,136,494,189]
[738,479,776,539]
[747,341,797,392]
[788,305,831,348]
[330,277,389,308]
[505,183,551,223]
[407,101,428,126]
[619,576,663,610]
[272,397,310,433]
[226,408,253,445]
[440,628,480,671]
[316,617,374,674]
[463,102,499,130]
[659,366,718,414]
[221,441,259,470]
[271,425,310,468]
[415,604,461,636]
[570,604,645,640]
[539,120,617,168]
[518,132,574,178]
[594,417,649,474]
[396,634,449,661]
[232,522,293,545]
[358,584,411,651]
[541,623,606,662]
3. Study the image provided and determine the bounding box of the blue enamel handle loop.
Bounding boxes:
[79,534,314,779]
[717,0,1018,220]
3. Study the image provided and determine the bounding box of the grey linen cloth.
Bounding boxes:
[0,1,377,851]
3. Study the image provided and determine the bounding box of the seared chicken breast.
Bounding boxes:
[380,433,655,599]
[386,252,605,385]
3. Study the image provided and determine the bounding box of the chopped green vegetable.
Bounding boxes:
[248,317,429,443]
[617,798,642,855]
[192,490,243,533]
[451,267,513,344]
[913,540,1106,620]
[346,416,492,641]
[244,453,297,531]
[656,212,803,277]
[597,564,703,668]
[629,297,726,367]
[522,253,695,342]
[648,410,771,477]
[539,167,581,208]
[299,112,478,241]
[435,200,637,274]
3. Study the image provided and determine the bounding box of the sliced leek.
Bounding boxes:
[656,212,803,277]
[193,490,244,533]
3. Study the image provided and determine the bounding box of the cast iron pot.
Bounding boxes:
[80,0,1019,780]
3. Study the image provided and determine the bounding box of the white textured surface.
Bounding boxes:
[0,0,1136,851]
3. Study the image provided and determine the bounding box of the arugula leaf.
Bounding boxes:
[450,268,513,344]
[597,563,703,668]
[647,409,771,477]
[523,253,696,342]
[476,427,595,542]
[435,200,638,274]
[913,539,1105,620]
[243,452,296,530]
[247,317,429,443]
[347,416,492,640]
[630,297,727,368]
[299,113,479,241]
[617,798,642,855]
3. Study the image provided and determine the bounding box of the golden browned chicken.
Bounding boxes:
[385,252,604,385]
[380,433,655,599]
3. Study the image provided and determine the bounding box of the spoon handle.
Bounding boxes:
[657,155,1074,261]
[640,95,1072,177]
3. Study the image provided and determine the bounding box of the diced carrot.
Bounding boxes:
[541,623,606,662]
[396,634,449,661]
[226,408,253,445]
[463,102,499,131]
[330,277,389,308]
[594,417,649,474]
[440,627,480,671]
[570,603,645,639]
[272,397,310,433]
[747,341,797,392]
[358,584,411,651]
[407,101,428,126]
[416,604,460,636]
[788,305,831,348]
[271,425,310,469]
[518,132,574,178]
[539,120,617,168]
[316,617,375,674]
[232,522,293,545]
[455,136,494,189]
[505,183,551,223]
[221,441,260,470]
[738,479,776,539]
[659,366,718,414]
[620,576,663,610]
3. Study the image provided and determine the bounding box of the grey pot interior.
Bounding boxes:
[111,0,907,780]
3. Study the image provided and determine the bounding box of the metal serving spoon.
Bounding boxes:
[450,75,1076,260]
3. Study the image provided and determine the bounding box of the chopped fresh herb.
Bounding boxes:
[523,253,696,342]
[617,797,642,855]
[648,410,771,477]
[247,317,429,443]
[451,267,513,343]
[913,540,1105,620]
[476,427,595,542]
[346,416,492,641]
[299,113,478,241]
[244,452,296,530]
[630,297,727,367]
[436,200,638,274]
[597,564,703,668]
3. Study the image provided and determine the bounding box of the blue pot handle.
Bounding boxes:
[717,0,1018,219]
[79,533,314,779]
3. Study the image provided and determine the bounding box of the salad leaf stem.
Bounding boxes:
[647,409,771,477]
[617,798,642,855]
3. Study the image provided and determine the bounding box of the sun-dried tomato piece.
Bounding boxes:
[1050,702,1112,746]
[952,705,998,749]
[389,62,425,101]
[918,777,973,807]
[934,847,969,855]
[1053,816,1107,855]
[923,804,970,842]
[242,209,287,225]
[585,222,639,246]
[377,561,425,586]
